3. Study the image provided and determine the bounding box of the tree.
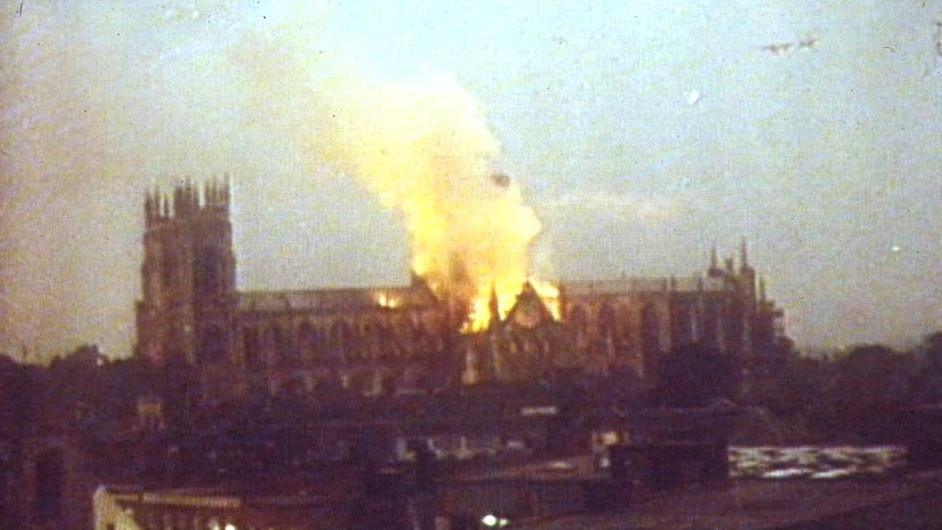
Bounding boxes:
[824,344,916,441]
[656,342,739,407]
[924,331,942,371]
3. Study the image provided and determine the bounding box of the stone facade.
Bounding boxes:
[135,181,784,400]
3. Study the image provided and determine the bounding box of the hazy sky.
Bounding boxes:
[2,1,942,359]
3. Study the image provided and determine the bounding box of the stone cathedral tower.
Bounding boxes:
[135,179,236,368]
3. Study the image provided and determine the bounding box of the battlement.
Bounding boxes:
[144,177,230,226]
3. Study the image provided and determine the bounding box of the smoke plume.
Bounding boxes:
[236,20,547,327]
[313,74,543,325]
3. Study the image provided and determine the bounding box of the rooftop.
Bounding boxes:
[238,285,438,313]
[561,276,728,296]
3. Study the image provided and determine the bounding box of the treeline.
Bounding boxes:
[743,335,942,444]
[655,333,942,444]
[0,345,188,439]
[6,333,942,446]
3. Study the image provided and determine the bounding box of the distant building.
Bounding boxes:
[135,180,785,401]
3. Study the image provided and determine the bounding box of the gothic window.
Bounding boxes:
[330,321,354,359]
[598,302,618,339]
[242,327,261,368]
[641,304,661,359]
[194,246,225,299]
[377,324,396,358]
[198,325,227,363]
[270,324,296,366]
[361,322,377,359]
[162,328,185,363]
[297,321,321,361]
[702,300,721,348]
[412,322,427,341]
[725,297,746,352]
[672,304,694,347]
[160,249,176,287]
[569,305,588,336]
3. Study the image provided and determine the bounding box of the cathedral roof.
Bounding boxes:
[237,285,438,313]
[504,281,557,329]
[561,276,726,296]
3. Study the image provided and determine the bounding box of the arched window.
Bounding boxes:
[198,325,227,363]
[598,302,618,339]
[617,304,633,355]
[270,324,296,366]
[377,323,397,357]
[162,327,185,363]
[330,321,355,360]
[671,304,694,347]
[569,305,589,335]
[641,304,661,359]
[194,247,224,299]
[160,250,176,287]
[297,321,321,361]
[242,327,261,368]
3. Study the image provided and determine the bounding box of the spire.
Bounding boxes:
[186,178,197,210]
[204,179,213,208]
[153,185,161,218]
[222,172,231,211]
[708,244,723,278]
[144,189,153,221]
[758,275,767,302]
[488,284,500,328]
[161,193,170,217]
[172,185,182,217]
[740,238,749,268]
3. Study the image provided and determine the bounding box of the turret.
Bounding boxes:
[488,285,500,329]
[738,239,757,305]
[739,239,755,277]
[161,193,170,217]
[136,178,237,367]
[708,245,724,278]
[201,176,231,213]
[144,190,155,225]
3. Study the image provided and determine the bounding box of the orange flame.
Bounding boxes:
[314,73,549,330]
[464,279,561,332]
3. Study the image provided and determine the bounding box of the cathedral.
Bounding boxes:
[135,180,785,402]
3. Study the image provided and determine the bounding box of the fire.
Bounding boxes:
[312,73,548,330]
[464,279,561,332]
[531,279,561,320]
[374,292,400,309]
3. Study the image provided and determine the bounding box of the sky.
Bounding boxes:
[2,1,942,359]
